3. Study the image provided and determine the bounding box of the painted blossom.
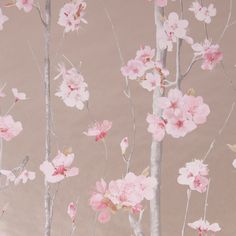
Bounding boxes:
[189,2,216,24]
[158,12,193,51]
[40,151,79,183]
[188,218,221,235]
[67,202,77,223]
[135,45,155,68]
[55,64,89,110]
[177,159,209,193]
[58,0,87,33]
[192,40,223,70]
[0,115,23,141]
[0,170,16,185]
[140,72,161,91]
[15,0,34,12]
[89,172,156,223]
[14,170,35,184]
[0,8,8,30]
[84,120,112,141]
[12,88,27,101]
[120,137,128,155]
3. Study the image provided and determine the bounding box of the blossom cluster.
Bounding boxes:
[58,0,87,33]
[192,39,223,70]
[40,150,79,183]
[177,159,209,193]
[146,88,210,141]
[121,46,169,92]
[55,64,89,110]
[15,0,34,12]
[189,1,216,24]
[89,172,157,223]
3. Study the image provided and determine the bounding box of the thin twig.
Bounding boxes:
[203,179,211,221]
[181,189,191,236]
[33,3,46,26]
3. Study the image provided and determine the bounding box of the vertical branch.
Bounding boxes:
[181,190,191,236]
[150,3,167,236]
[0,138,2,170]
[44,0,52,236]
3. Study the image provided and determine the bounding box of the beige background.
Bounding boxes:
[0,0,236,235]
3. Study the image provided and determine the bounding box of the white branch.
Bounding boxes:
[181,189,191,236]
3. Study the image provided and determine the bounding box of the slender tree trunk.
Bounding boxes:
[43,1,51,235]
[150,4,166,236]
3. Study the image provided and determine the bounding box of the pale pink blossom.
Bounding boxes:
[121,59,146,80]
[0,170,16,185]
[155,61,170,78]
[188,218,221,235]
[0,8,8,30]
[84,120,112,141]
[140,72,161,91]
[14,170,35,185]
[135,45,155,68]
[16,0,34,12]
[192,40,223,70]
[40,151,79,183]
[120,137,128,155]
[178,159,209,193]
[67,202,77,223]
[0,115,23,141]
[12,88,27,101]
[55,64,89,110]
[189,2,216,24]
[58,0,87,33]
[97,209,111,223]
[146,113,166,141]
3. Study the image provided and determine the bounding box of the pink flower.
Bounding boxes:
[146,113,166,141]
[188,218,221,235]
[177,159,209,193]
[84,120,112,141]
[16,0,34,12]
[182,95,210,125]
[14,170,35,185]
[120,137,128,155]
[135,45,155,68]
[40,151,79,183]
[55,64,89,110]
[67,202,77,223]
[12,88,27,101]
[140,72,161,92]
[97,209,111,223]
[156,0,168,7]
[58,0,87,33]
[0,8,8,30]
[121,59,146,80]
[192,40,223,70]
[0,115,23,141]
[189,2,216,24]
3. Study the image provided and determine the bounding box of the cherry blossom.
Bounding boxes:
[0,170,16,185]
[84,120,112,141]
[0,115,23,141]
[140,72,161,92]
[12,88,27,101]
[192,40,223,70]
[15,0,34,12]
[58,0,87,33]
[14,170,35,184]
[177,159,209,193]
[158,12,193,51]
[40,151,79,183]
[55,64,89,110]
[188,218,221,235]
[189,2,216,24]
[120,137,128,155]
[89,172,157,223]
[67,202,77,223]
[0,8,8,31]
[135,45,155,68]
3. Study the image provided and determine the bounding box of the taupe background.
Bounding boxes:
[0,0,236,235]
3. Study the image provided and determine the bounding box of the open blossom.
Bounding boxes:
[189,2,216,24]
[40,151,79,183]
[14,170,35,184]
[15,0,34,12]
[55,64,89,110]
[192,40,223,70]
[188,218,221,235]
[120,137,128,155]
[147,89,210,140]
[89,172,156,223]
[158,12,193,51]
[0,115,23,141]
[140,72,161,91]
[135,45,155,68]
[0,8,8,31]
[177,159,209,193]
[12,88,27,101]
[67,202,77,223]
[58,0,87,33]
[84,120,112,141]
